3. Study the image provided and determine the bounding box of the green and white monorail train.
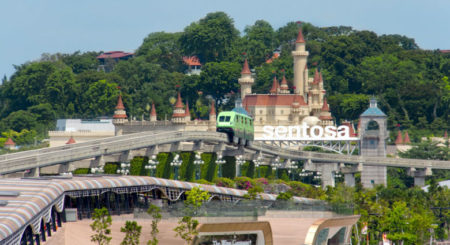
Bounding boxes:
[216,108,254,145]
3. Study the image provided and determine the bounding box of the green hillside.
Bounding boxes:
[0,11,449,145]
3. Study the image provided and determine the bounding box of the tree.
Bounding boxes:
[185,187,211,214]
[179,12,239,63]
[381,201,417,244]
[147,204,162,245]
[198,61,241,104]
[120,221,142,245]
[243,186,264,200]
[173,216,199,245]
[276,191,293,201]
[399,140,449,161]
[90,207,112,245]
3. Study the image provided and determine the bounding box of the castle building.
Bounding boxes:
[241,28,333,138]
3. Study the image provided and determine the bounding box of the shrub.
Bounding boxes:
[234,177,256,190]
[214,177,235,188]
[104,163,119,174]
[73,168,90,175]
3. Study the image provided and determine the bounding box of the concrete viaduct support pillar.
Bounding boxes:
[407,167,432,187]
[361,165,386,188]
[305,159,339,189]
[340,163,362,187]
[90,155,105,168]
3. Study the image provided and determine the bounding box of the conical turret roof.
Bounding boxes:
[270,76,279,94]
[4,138,15,146]
[115,94,125,110]
[66,136,76,145]
[151,103,157,117]
[175,92,184,108]
[403,131,411,144]
[209,100,216,115]
[241,59,251,74]
[395,131,403,145]
[296,28,305,43]
[185,101,190,117]
[280,75,289,90]
[321,98,330,111]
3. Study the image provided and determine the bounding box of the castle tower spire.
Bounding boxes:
[209,100,216,121]
[172,92,186,123]
[270,76,280,94]
[280,75,289,94]
[185,100,191,121]
[113,94,127,124]
[292,27,309,96]
[150,103,157,122]
[238,59,254,100]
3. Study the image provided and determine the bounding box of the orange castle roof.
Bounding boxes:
[241,59,251,74]
[115,94,125,110]
[403,131,411,144]
[66,136,76,144]
[151,103,157,117]
[395,131,403,145]
[243,94,307,107]
[175,92,184,109]
[209,100,216,115]
[321,98,330,112]
[270,76,279,94]
[296,28,305,43]
[4,138,15,146]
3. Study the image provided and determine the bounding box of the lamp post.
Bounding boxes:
[236,155,245,177]
[215,155,226,178]
[145,155,159,177]
[288,160,298,181]
[299,169,313,183]
[117,162,130,175]
[193,153,204,180]
[253,153,263,178]
[91,165,104,175]
[271,157,282,179]
[170,154,182,180]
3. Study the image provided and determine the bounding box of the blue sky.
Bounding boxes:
[1,0,449,78]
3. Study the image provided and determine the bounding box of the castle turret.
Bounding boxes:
[395,131,403,145]
[403,131,411,144]
[172,92,186,123]
[150,103,157,122]
[280,75,289,94]
[66,136,76,145]
[113,94,127,124]
[209,100,216,122]
[238,59,254,100]
[319,98,333,123]
[270,76,279,94]
[4,138,15,150]
[292,28,309,96]
[185,101,191,121]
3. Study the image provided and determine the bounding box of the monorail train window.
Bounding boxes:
[225,116,231,122]
[219,116,225,122]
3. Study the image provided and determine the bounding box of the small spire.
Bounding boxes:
[4,138,15,146]
[404,131,411,144]
[313,69,320,84]
[66,136,76,145]
[280,75,289,91]
[185,100,190,117]
[209,100,216,115]
[296,27,305,43]
[151,103,157,117]
[175,92,184,108]
[115,94,125,110]
[241,59,251,74]
[321,98,330,112]
[270,76,279,94]
[319,72,323,83]
[395,131,403,145]
[444,130,448,139]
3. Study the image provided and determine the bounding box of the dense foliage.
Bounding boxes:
[0,11,448,144]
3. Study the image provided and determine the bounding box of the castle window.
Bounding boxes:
[260,110,263,115]
[281,110,283,114]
